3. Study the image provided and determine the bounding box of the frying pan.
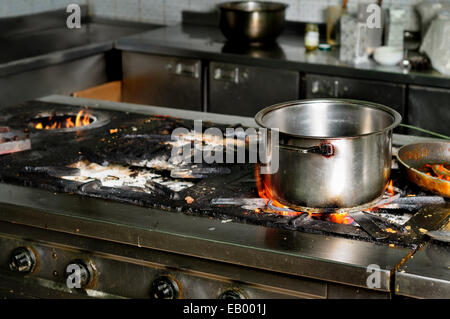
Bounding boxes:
[397,142,450,197]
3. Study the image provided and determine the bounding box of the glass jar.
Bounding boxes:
[305,23,319,51]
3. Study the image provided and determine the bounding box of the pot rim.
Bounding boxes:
[255,98,402,139]
[219,1,288,12]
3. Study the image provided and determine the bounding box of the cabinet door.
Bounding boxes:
[209,62,299,117]
[408,85,450,137]
[122,52,202,111]
[305,74,405,115]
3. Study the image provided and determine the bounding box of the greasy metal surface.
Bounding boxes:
[0,96,448,297]
[0,11,161,77]
[426,230,450,243]
[402,204,450,245]
[0,129,31,155]
[1,98,437,246]
[0,222,340,299]
[115,24,450,89]
[0,54,108,108]
[38,95,446,147]
[395,241,450,298]
[397,142,450,197]
[0,182,411,291]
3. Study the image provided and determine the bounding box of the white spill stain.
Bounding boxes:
[61,160,193,192]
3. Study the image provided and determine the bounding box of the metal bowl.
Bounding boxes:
[219,1,288,45]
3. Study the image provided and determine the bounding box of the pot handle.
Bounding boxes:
[278,142,334,156]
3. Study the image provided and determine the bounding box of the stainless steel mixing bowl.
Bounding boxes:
[219,1,288,45]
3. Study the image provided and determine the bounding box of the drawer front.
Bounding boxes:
[305,74,405,115]
[408,85,450,137]
[122,52,202,111]
[209,62,299,117]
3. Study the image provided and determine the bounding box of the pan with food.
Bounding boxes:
[397,142,450,197]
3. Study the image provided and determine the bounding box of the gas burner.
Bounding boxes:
[27,109,110,133]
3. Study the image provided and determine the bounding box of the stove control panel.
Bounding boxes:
[0,224,335,299]
[8,247,37,274]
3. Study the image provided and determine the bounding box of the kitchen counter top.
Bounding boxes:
[0,17,161,77]
[39,94,445,146]
[396,240,450,298]
[116,23,450,89]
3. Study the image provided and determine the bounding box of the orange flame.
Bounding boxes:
[254,164,353,223]
[34,110,92,130]
[255,164,300,216]
[386,180,394,196]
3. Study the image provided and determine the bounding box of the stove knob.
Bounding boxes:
[218,288,247,299]
[9,247,37,273]
[65,261,94,289]
[151,276,180,299]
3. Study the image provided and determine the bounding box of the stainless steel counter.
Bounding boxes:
[0,182,409,293]
[39,95,445,146]
[116,23,450,90]
[396,241,450,298]
[0,17,160,78]
[0,10,161,108]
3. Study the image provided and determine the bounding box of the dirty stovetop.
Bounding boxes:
[0,100,448,248]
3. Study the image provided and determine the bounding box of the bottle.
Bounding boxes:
[305,23,319,51]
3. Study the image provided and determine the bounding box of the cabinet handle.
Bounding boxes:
[213,67,240,84]
[334,80,339,97]
[311,80,320,94]
[167,62,200,78]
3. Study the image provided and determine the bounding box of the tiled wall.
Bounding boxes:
[1,0,449,31]
[0,0,87,17]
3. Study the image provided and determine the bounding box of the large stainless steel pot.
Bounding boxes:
[219,1,288,44]
[255,99,402,212]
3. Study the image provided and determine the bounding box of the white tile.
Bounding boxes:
[141,0,164,24]
[89,0,116,18]
[327,0,341,6]
[403,5,420,31]
[298,0,328,23]
[53,0,87,9]
[116,0,140,21]
[0,0,6,17]
[4,0,34,17]
[32,0,53,13]
[189,0,221,13]
[165,0,189,24]
[277,0,298,21]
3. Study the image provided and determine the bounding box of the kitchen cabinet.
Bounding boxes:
[0,54,108,109]
[208,62,299,117]
[73,81,122,102]
[408,85,450,136]
[305,74,406,115]
[122,52,202,111]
